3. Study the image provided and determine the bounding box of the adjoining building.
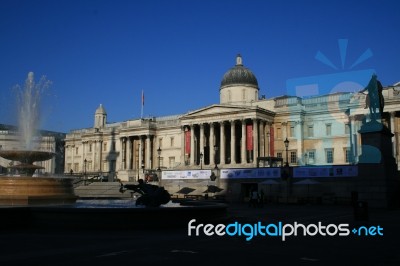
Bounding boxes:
[0,124,65,175]
[64,55,400,183]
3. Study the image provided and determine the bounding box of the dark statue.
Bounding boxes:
[119,179,171,207]
[361,74,384,121]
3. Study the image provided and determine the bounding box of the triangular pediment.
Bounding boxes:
[181,104,254,120]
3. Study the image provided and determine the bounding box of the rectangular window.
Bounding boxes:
[277,152,282,158]
[290,126,295,138]
[345,123,350,134]
[326,149,334,163]
[169,157,175,168]
[308,151,315,164]
[345,148,351,163]
[170,137,174,147]
[103,142,107,151]
[277,128,282,139]
[326,124,332,136]
[290,151,297,164]
[308,125,314,137]
[74,163,79,172]
[75,147,79,155]
[89,144,92,152]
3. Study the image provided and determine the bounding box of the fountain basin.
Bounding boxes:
[0,150,55,163]
[0,176,77,206]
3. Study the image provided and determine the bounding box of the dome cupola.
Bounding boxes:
[219,55,259,105]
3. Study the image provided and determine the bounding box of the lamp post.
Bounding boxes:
[157,146,161,171]
[84,158,87,186]
[284,138,289,167]
[304,153,308,166]
[200,152,203,170]
[214,145,219,169]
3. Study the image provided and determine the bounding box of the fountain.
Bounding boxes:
[0,72,76,206]
[0,72,227,230]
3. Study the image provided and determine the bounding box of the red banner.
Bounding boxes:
[270,126,274,156]
[246,124,253,151]
[185,130,191,155]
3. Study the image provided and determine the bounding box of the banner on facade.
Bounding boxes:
[220,168,281,179]
[293,166,358,178]
[162,169,212,179]
[246,124,253,151]
[185,130,191,155]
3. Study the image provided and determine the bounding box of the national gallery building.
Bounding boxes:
[64,55,400,181]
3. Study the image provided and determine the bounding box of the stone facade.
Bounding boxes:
[64,55,400,181]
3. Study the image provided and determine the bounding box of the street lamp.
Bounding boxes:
[200,152,203,170]
[157,146,162,171]
[214,145,219,169]
[284,138,290,167]
[304,153,308,166]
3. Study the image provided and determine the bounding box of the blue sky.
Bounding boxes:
[1,0,399,133]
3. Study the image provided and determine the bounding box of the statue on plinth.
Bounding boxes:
[360,74,384,121]
[119,179,171,207]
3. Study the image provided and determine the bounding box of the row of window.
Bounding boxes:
[158,137,174,148]
[275,123,350,139]
[276,148,351,164]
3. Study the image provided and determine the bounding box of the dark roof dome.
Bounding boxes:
[220,54,258,89]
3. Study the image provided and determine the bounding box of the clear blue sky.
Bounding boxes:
[1,0,399,133]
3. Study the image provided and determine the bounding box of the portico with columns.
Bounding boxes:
[180,104,274,168]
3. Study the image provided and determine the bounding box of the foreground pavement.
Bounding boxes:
[0,203,399,265]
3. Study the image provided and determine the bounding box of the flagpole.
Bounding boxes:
[141,90,144,119]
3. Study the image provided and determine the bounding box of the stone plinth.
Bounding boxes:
[357,121,400,208]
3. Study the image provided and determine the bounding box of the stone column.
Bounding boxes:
[230,120,236,164]
[210,123,215,166]
[241,119,246,164]
[190,125,195,165]
[139,136,144,171]
[200,123,205,155]
[253,119,258,164]
[181,126,185,165]
[82,141,86,172]
[146,135,151,169]
[120,138,125,170]
[220,122,226,165]
[260,120,265,157]
[127,137,132,170]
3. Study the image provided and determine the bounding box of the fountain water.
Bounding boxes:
[0,73,227,229]
[0,72,76,206]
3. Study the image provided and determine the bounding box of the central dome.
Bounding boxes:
[220,54,258,89]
